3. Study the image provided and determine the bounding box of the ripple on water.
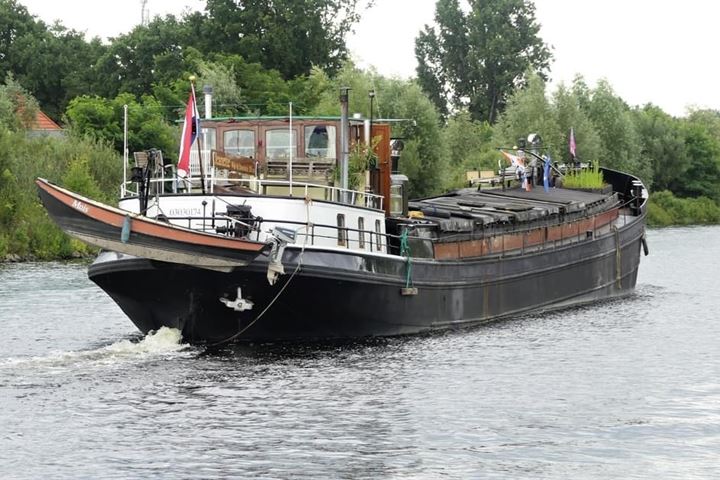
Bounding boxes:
[1,228,720,479]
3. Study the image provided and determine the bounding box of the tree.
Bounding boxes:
[443,111,493,167]
[310,62,446,197]
[676,118,720,200]
[493,73,561,156]
[0,0,106,120]
[632,105,688,192]
[552,80,602,164]
[12,24,105,120]
[66,93,177,158]
[415,0,552,123]
[93,16,193,99]
[209,54,295,116]
[581,79,649,183]
[0,0,45,77]
[197,0,372,79]
[0,74,38,131]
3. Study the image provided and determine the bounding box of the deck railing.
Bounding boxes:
[121,175,384,210]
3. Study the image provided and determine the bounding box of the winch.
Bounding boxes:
[216,204,259,238]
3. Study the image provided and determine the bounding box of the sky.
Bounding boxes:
[19,0,719,117]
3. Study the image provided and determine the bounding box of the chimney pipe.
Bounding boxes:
[203,84,213,119]
[339,87,350,195]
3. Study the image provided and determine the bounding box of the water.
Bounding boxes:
[0,227,718,479]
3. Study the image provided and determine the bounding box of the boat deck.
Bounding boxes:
[410,187,619,228]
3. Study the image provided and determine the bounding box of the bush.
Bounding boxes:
[0,126,121,260]
[647,190,720,226]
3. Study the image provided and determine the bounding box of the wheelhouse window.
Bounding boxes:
[358,217,365,249]
[337,214,347,246]
[266,129,297,160]
[224,129,255,158]
[304,125,337,160]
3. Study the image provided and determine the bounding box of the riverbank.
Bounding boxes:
[3,251,94,263]
[647,190,720,227]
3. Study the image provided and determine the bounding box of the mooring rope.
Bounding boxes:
[400,228,413,289]
[613,226,622,288]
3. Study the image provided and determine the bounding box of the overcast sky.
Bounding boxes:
[20,0,717,117]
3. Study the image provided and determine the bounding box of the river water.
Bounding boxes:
[0,227,718,479]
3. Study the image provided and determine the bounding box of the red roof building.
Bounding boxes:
[28,110,64,137]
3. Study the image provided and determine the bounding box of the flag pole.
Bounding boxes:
[123,104,128,195]
[289,101,293,197]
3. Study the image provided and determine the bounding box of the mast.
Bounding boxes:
[123,104,128,193]
[289,102,293,196]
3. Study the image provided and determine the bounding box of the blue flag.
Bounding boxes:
[543,155,552,192]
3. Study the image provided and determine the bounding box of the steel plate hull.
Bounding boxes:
[88,215,645,343]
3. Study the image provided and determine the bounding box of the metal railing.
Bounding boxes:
[122,175,384,210]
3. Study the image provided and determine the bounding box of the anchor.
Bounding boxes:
[219,287,254,312]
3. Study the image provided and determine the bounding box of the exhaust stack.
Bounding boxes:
[339,87,350,194]
[203,85,213,119]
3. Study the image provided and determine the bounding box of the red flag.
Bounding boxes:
[177,85,199,178]
[569,128,577,159]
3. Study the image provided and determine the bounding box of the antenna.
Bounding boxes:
[140,0,149,26]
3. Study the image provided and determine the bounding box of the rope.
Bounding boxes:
[400,228,413,289]
[613,226,622,288]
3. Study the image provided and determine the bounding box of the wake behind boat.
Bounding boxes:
[37,90,648,344]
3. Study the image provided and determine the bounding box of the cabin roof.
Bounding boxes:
[410,186,619,226]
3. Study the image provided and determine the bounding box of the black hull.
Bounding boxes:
[88,215,645,343]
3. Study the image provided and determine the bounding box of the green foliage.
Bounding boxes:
[208,54,297,115]
[199,0,372,79]
[66,93,177,160]
[416,0,552,122]
[5,0,720,256]
[553,81,602,164]
[648,190,720,227]
[493,75,659,190]
[310,62,447,197]
[675,119,720,201]
[347,137,379,190]
[562,164,605,190]
[0,108,120,259]
[583,80,646,180]
[93,16,196,99]
[62,156,103,199]
[442,111,496,189]
[632,105,687,192]
[0,0,105,120]
[0,74,39,130]
[493,73,561,155]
